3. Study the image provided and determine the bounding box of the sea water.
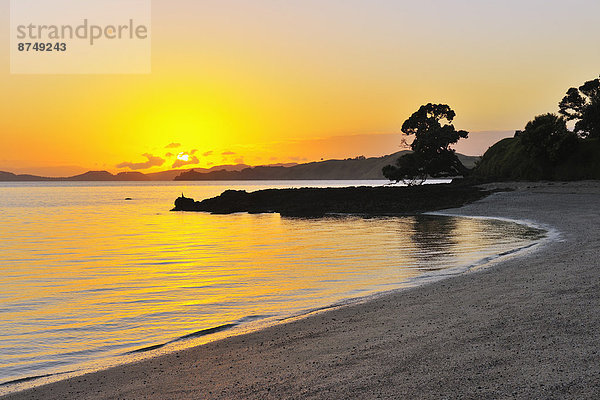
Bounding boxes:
[0,181,545,391]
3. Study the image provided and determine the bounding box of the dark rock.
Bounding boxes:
[172,194,201,211]
[171,184,491,217]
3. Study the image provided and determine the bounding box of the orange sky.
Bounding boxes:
[1,1,600,176]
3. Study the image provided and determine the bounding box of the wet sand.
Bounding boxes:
[4,181,600,399]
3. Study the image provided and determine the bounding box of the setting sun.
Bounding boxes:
[176,152,189,162]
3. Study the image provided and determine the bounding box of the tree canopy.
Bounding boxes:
[383,103,469,185]
[516,113,578,163]
[559,75,600,139]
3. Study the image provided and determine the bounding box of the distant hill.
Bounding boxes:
[0,164,256,182]
[0,170,153,182]
[0,153,478,182]
[144,164,257,181]
[0,171,44,181]
[67,171,138,181]
[175,152,480,181]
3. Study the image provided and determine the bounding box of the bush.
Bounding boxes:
[475,136,600,181]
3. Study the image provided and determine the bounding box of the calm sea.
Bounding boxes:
[0,181,544,391]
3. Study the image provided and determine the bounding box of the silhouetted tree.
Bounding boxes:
[382,152,427,185]
[517,113,578,164]
[559,75,600,138]
[383,103,469,185]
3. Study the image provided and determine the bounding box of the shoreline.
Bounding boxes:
[4,181,600,399]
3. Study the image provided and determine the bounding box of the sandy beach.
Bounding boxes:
[4,181,600,399]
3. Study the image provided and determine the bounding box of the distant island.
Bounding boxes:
[0,151,479,182]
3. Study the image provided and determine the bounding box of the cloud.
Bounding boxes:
[165,152,174,158]
[222,151,236,155]
[234,157,245,164]
[203,151,213,157]
[116,153,165,170]
[191,149,198,155]
[165,143,181,149]
[172,154,200,169]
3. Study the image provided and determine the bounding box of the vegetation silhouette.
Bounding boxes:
[516,114,578,164]
[383,103,469,185]
[559,75,600,139]
[475,75,600,181]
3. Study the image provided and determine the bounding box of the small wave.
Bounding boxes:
[174,323,238,342]
[1,370,74,387]
[277,303,343,322]
[125,343,168,355]
[236,314,271,323]
[124,314,276,355]
[125,316,273,355]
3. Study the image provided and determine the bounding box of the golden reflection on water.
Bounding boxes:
[0,182,543,385]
